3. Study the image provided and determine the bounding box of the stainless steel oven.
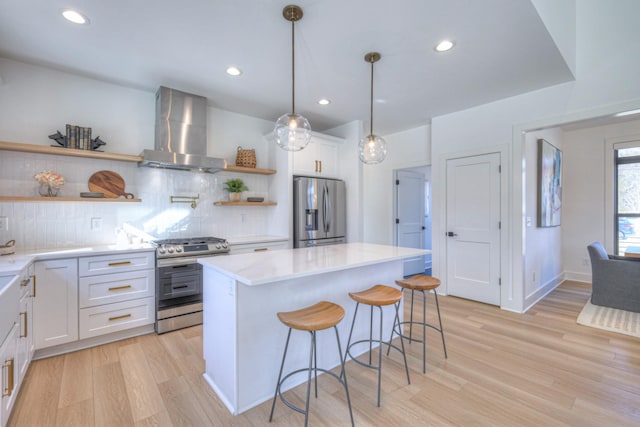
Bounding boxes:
[152,237,229,334]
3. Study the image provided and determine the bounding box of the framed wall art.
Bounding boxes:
[537,138,562,227]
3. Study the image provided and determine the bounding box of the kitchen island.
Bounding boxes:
[199,242,429,415]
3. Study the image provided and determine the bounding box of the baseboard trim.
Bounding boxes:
[33,324,155,360]
[523,273,563,312]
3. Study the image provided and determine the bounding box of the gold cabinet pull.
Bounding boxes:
[32,275,36,298]
[108,285,132,292]
[315,160,319,172]
[2,358,14,397]
[319,160,322,173]
[108,261,132,267]
[20,312,27,338]
[108,313,132,321]
[254,247,268,252]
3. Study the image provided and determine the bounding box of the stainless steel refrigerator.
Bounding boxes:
[293,176,346,248]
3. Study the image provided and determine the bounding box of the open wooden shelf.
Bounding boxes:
[214,201,277,206]
[0,196,142,203]
[0,140,143,163]
[223,165,277,175]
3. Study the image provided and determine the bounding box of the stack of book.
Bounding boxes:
[65,124,92,150]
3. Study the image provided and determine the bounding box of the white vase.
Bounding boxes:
[229,192,241,202]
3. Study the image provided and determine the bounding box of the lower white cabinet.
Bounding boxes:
[79,251,155,339]
[16,287,32,384]
[79,297,155,339]
[1,323,18,427]
[33,259,79,350]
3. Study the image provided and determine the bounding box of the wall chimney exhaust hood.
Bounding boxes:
[139,86,226,173]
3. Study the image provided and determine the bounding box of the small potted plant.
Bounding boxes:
[224,178,248,202]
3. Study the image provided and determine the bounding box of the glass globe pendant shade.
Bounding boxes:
[358,134,387,164]
[274,112,312,151]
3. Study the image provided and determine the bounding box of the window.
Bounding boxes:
[614,145,640,255]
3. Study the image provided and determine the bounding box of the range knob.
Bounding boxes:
[176,247,183,253]
[167,247,175,254]
[222,242,228,248]
[158,248,166,255]
[215,243,221,249]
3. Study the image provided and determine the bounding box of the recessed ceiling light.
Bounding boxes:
[226,66,242,76]
[62,9,89,25]
[435,40,454,52]
[318,99,331,105]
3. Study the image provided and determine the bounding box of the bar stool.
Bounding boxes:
[391,274,448,373]
[269,301,354,427]
[343,284,410,407]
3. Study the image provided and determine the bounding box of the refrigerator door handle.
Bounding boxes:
[323,183,331,232]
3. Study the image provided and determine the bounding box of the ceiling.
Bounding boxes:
[0,0,575,135]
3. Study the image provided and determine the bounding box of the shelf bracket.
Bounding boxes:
[170,194,199,209]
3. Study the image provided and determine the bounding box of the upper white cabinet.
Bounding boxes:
[292,133,344,178]
[33,259,79,350]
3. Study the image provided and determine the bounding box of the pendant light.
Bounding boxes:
[358,52,387,164]
[274,5,311,151]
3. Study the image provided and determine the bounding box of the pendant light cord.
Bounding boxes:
[291,19,296,115]
[369,59,374,136]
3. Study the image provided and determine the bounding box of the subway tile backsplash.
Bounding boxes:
[0,150,270,251]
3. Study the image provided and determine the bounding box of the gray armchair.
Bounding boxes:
[587,242,640,313]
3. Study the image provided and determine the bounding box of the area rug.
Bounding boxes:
[577,300,640,338]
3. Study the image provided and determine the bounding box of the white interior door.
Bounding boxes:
[396,169,425,276]
[446,153,501,305]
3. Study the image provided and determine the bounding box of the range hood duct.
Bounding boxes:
[139,86,226,173]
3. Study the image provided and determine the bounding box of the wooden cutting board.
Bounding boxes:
[88,170,134,199]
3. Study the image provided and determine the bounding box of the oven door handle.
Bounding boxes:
[157,257,199,267]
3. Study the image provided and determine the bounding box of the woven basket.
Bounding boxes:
[235,146,256,168]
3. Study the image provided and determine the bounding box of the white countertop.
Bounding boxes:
[0,244,155,275]
[199,242,430,286]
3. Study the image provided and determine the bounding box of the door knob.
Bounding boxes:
[447,231,457,237]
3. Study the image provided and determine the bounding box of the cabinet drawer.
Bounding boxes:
[230,241,288,254]
[79,270,155,308]
[79,251,155,276]
[79,297,154,339]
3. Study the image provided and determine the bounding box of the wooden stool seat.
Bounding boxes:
[396,274,441,291]
[277,301,345,331]
[349,284,402,307]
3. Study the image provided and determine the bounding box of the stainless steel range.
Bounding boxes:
[152,236,229,333]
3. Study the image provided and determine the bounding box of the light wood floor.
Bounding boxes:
[8,280,640,426]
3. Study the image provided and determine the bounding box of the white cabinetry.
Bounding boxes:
[230,240,288,254]
[0,323,18,427]
[78,252,155,339]
[292,133,343,178]
[33,259,78,350]
[16,264,34,386]
[0,274,19,427]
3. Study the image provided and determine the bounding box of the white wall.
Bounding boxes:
[431,0,640,312]
[362,125,431,245]
[0,58,283,250]
[523,128,564,307]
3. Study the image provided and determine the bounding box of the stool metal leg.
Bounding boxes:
[394,301,411,385]
[270,328,293,422]
[376,306,383,407]
[421,289,427,373]
[409,289,415,342]
[334,325,355,426]
[433,290,448,358]
[303,331,315,427]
